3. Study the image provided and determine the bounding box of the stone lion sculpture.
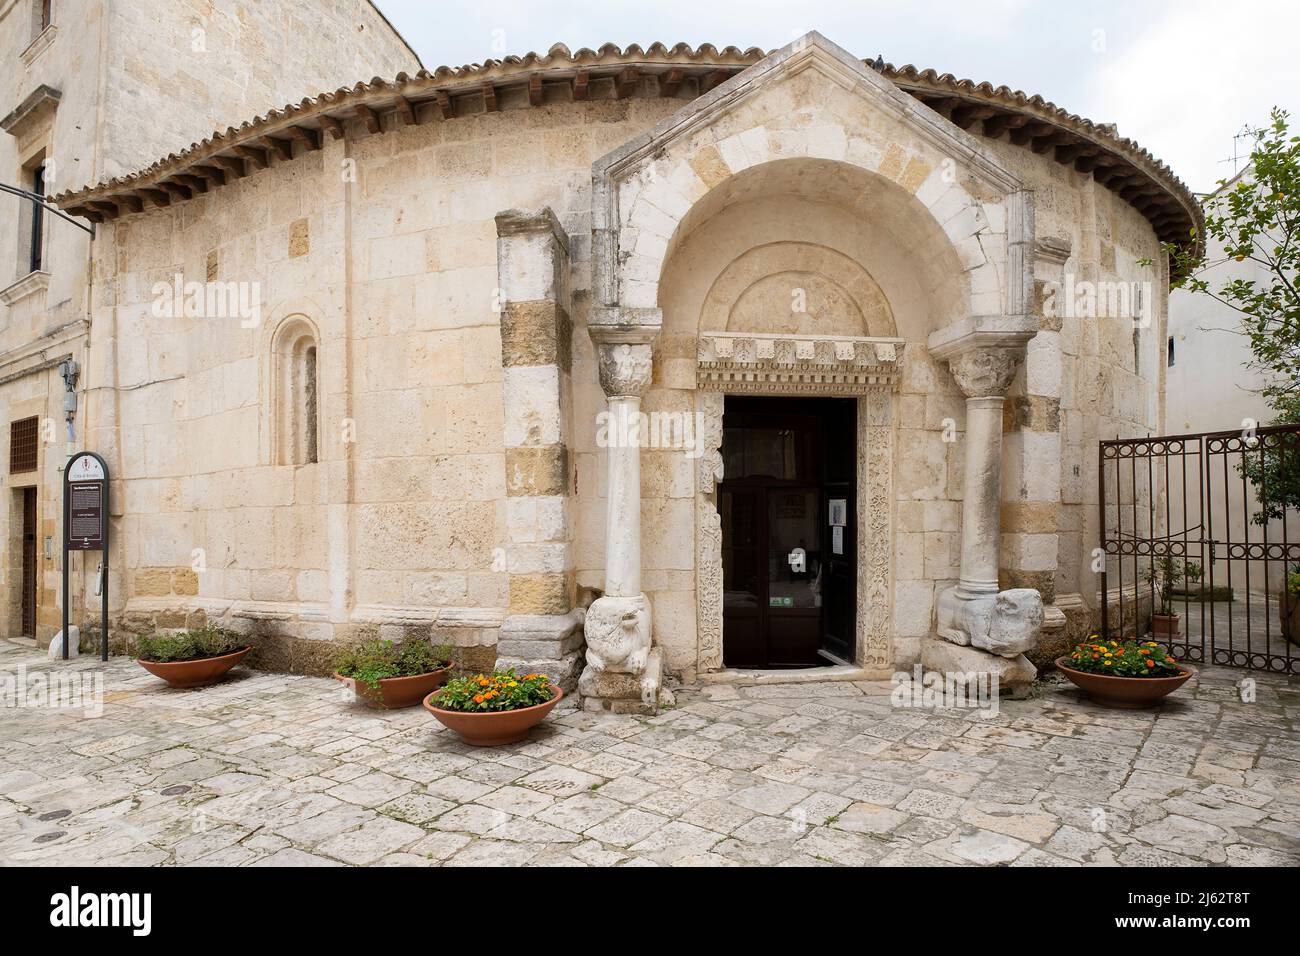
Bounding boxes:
[583,594,652,674]
[938,587,1044,658]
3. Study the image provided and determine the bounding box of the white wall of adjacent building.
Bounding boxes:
[1166,165,1292,600]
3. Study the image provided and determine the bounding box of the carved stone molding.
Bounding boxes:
[946,346,1023,398]
[693,388,896,675]
[697,332,905,395]
[694,391,725,673]
[1034,236,1072,268]
[857,391,894,670]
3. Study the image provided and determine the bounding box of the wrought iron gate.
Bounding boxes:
[1099,425,1300,675]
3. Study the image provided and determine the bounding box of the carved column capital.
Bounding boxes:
[946,346,1023,399]
[596,342,653,399]
[589,306,661,400]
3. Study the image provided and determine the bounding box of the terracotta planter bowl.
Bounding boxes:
[1150,614,1181,637]
[423,686,562,746]
[1056,656,1195,709]
[135,646,251,689]
[333,665,452,709]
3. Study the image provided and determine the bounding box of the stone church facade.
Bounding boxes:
[33,24,1200,707]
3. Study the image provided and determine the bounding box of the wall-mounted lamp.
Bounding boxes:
[59,359,79,442]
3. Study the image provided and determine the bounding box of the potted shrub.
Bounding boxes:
[1281,564,1300,647]
[423,669,562,746]
[1142,557,1201,637]
[333,639,453,709]
[134,626,251,688]
[1056,637,1195,708]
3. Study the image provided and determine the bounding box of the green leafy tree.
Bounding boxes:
[1166,108,1300,524]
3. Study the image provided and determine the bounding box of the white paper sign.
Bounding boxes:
[828,498,847,527]
[832,525,844,555]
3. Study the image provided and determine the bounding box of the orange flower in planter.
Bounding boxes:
[436,669,554,713]
[1066,637,1182,678]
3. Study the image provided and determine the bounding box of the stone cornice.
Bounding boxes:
[20,23,57,67]
[1034,236,1072,267]
[494,206,570,254]
[926,315,1039,360]
[588,306,662,346]
[1,83,61,137]
[0,269,50,306]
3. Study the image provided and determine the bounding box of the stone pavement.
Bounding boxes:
[1,641,1298,867]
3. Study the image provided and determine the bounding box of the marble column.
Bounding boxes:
[948,347,1022,598]
[926,322,1044,698]
[580,307,668,714]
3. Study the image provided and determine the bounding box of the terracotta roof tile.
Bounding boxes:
[53,42,1200,253]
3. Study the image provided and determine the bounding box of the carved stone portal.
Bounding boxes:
[693,340,899,678]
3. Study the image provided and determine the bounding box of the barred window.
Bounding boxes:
[10,416,39,473]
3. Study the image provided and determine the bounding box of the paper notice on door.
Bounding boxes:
[828,498,847,527]
[832,524,844,555]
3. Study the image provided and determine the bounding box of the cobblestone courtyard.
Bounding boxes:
[2,641,1298,867]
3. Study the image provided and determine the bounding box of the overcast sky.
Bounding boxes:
[373,0,1296,194]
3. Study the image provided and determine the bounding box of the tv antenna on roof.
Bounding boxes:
[1218,124,1255,176]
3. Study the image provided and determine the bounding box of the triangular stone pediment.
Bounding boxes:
[593,31,1021,197]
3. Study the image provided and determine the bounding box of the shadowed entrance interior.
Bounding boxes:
[720,396,856,668]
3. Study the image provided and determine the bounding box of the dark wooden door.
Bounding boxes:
[21,488,36,637]
[720,397,856,668]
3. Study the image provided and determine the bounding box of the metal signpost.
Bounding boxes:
[63,451,109,661]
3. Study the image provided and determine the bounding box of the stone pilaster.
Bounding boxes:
[926,317,1044,697]
[999,237,1070,604]
[580,306,668,713]
[1004,237,1074,661]
[493,208,583,689]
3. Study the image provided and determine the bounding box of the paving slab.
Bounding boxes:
[1,642,1297,867]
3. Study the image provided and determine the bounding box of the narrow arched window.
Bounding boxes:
[303,345,318,464]
[272,318,321,465]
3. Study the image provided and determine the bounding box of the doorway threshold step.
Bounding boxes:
[698,663,893,686]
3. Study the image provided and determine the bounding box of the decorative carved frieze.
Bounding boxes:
[857,390,894,670]
[694,391,725,673]
[696,332,905,395]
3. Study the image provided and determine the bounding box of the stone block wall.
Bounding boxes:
[98,0,420,185]
[982,136,1166,645]
[90,94,684,672]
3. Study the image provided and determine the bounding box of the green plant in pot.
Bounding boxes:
[423,669,563,746]
[1282,563,1300,646]
[1142,557,1201,637]
[333,639,453,709]
[1056,635,1195,708]
[133,625,251,688]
